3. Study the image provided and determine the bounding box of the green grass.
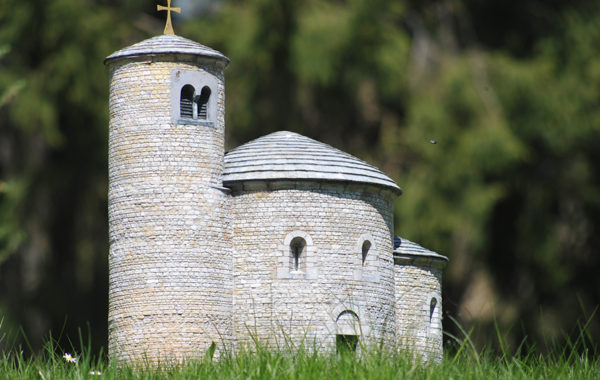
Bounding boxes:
[1,342,599,379]
[2,349,600,380]
[1,317,599,379]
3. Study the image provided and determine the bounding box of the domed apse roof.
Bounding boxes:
[104,35,229,64]
[393,236,448,261]
[223,131,401,193]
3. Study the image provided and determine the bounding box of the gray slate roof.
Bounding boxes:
[393,236,448,261]
[105,35,229,64]
[223,131,401,193]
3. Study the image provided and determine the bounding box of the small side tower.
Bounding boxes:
[105,35,231,364]
[393,237,448,362]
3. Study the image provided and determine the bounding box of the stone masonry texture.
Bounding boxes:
[394,260,444,362]
[105,35,447,366]
[107,54,231,364]
[228,181,397,350]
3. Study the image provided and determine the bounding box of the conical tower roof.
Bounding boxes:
[223,131,401,193]
[104,34,229,64]
[393,236,448,261]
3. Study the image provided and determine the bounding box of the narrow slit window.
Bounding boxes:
[180,85,195,118]
[289,237,306,272]
[361,240,371,266]
[196,86,211,120]
[429,298,438,324]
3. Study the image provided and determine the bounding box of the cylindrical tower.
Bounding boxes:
[222,131,402,352]
[393,237,448,362]
[105,35,231,365]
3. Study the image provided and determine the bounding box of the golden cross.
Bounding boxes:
[157,0,181,35]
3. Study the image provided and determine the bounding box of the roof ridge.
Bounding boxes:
[223,131,401,193]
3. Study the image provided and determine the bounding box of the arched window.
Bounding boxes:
[423,293,442,338]
[171,70,218,124]
[429,298,438,324]
[180,85,195,118]
[278,231,313,279]
[289,236,306,272]
[196,86,211,120]
[361,240,371,266]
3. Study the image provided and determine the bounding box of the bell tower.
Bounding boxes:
[104,32,232,364]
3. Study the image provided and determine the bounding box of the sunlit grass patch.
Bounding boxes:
[2,344,600,379]
[1,317,599,379]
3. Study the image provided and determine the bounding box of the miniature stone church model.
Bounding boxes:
[105,22,447,365]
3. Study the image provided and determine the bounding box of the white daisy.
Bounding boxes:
[62,353,78,363]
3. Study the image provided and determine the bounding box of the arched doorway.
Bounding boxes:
[336,310,360,353]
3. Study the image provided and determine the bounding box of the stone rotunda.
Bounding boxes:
[105,33,448,365]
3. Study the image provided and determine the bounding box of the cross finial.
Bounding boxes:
[157,0,181,35]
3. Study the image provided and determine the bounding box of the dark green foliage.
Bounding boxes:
[1,0,599,356]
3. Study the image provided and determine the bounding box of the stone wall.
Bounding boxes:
[107,57,232,364]
[105,43,447,365]
[393,258,444,362]
[228,180,397,351]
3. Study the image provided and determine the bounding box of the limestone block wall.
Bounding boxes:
[107,57,232,364]
[393,259,444,362]
[228,180,397,351]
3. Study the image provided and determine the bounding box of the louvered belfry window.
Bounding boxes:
[196,86,211,120]
[180,85,195,118]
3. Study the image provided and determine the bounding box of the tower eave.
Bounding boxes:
[104,35,230,66]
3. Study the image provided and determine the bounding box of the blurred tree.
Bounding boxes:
[0,0,599,356]
[395,4,600,351]
[181,0,411,156]
[0,0,154,353]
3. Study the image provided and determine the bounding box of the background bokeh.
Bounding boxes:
[1,0,599,356]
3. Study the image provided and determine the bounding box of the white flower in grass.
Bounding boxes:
[62,353,78,363]
[90,370,102,375]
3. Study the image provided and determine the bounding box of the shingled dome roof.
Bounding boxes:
[104,35,229,64]
[223,131,401,193]
[393,236,448,261]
